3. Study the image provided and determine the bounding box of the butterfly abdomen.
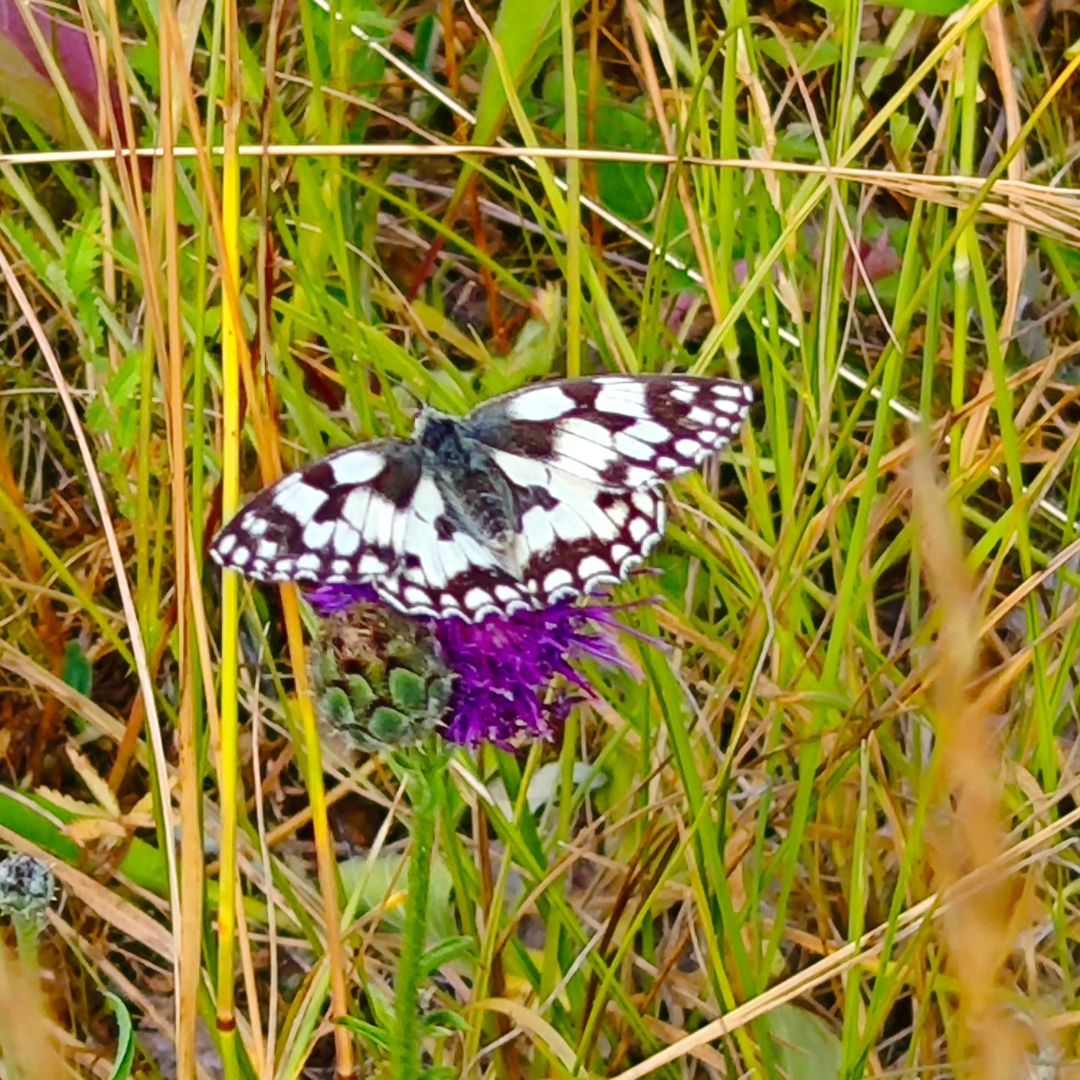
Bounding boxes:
[420,413,519,560]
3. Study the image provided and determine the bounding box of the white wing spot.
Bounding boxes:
[624,419,668,444]
[547,475,619,540]
[454,532,498,568]
[712,382,748,399]
[657,456,678,470]
[624,465,656,488]
[554,429,617,471]
[363,494,396,549]
[506,385,576,421]
[561,418,615,450]
[519,505,556,555]
[605,499,629,527]
[303,520,334,549]
[641,530,662,555]
[629,518,650,542]
[332,559,352,574]
[404,585,432,606]
[277,482,326,524]
[463,587,493,611]
[544,454,604,485]
[216,533,237,556]
[613,431,655,461]
[675,438,700,458]
[358,553,387,574]
[405,516,445,587]
[296,553,320,572]
[713,398,744,415]
[699,430,721,445]
[256,539,278,559]
[612,543,631,563]
[670,387,695,405]
[342,489,371,531]
[436,539,471,580]
[579,555,609,579]
[492,450,550,488]
[631,491,655,516]
[594,381,647,417]
[543,568,574,593]
[689,406,715,426]
[548,501,594,542]
[247,518,270,538]
[330,449,385,485]
[231,546,250,566]
[334,522,361,556]
[411,476,444,521]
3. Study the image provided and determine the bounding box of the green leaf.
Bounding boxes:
[765,1005,843,1079]
[0,38,65,139]
[62,641,93,697]
[421,1009,469,1036]
[421,935,474,974]
[759,36,842,75]
[473,0,565,144]
[335,1015,390,1050]
[420,1066,460,1080]
[104,992,135,1080]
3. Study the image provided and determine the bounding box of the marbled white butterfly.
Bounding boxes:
[210,375,752,622]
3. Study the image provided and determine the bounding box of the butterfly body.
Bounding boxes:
[417,409,521,572]
[210,375,753,621]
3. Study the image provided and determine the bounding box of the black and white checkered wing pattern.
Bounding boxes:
[208,436,588,620]
[458,374,753,611]
[210,375,752,621]
[210,440,425,587]
[469,374,752,489]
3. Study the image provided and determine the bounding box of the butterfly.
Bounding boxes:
[209,374,753,622]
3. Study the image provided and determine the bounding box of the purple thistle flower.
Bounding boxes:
[305,586,641,749]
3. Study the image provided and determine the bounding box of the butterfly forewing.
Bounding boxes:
[209,374,752,621]
[210,440,420,585]
[469,375,752,489]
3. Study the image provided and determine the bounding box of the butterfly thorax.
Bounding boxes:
[416,409,520,571]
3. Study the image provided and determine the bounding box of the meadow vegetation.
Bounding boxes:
[0,0,1078,1076]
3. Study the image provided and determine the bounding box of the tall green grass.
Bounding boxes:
[0,0,1077,1077]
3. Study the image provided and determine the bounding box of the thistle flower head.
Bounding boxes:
[0,854,55,924]
[307,587,639,749]
[310,604,454,751]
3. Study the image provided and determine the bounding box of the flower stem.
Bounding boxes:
[392,750,438,1080]
[12,914,39,982]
